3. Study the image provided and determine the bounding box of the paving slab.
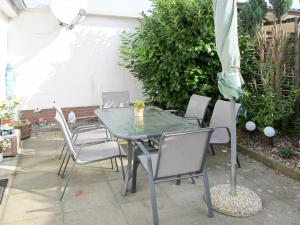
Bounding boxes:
[0,131,299,225]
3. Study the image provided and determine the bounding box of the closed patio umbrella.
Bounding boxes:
[5,64,19,121]
[210,0,262,217]
[5,64,16,100]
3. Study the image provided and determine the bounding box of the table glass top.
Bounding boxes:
[94,106,200,140]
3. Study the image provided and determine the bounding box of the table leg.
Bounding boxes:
[122,140,133,196]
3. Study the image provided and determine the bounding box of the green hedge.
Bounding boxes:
[120,0,257,116]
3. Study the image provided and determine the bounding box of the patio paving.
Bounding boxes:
[0,131,299,225]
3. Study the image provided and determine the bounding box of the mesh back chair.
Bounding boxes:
[135,128,214,225]
[55,111,126,201]
[102,91,130,108]
[209,100,241,167]
[184,94,211,126]
[53,105,117,178]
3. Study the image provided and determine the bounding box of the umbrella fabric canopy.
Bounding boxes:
[213,0,244,100]
[5,64,16,100]
[213,0,243,194]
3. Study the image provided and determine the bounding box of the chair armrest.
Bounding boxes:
[73,124,106,134]
[75,115,98,122]
[165,109,177,114]
[76,138,116,147]
[136,142,155,176]
[183,117,204,126]
[213,126,231,136]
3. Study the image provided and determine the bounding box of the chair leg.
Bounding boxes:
[59,143,66,160]
[110,158,114,170]
[148,176,159,225]
[237,155,241,168]
[114,157,119,172]
[58,150,68,175]
[60,161,75,201]
[176,175,181,185]
[203,166,214,218]
[132,153,139,193]
[117,143,125,180]
[190,176,195,184]
[61,155,71,179]
[120,156,125,180]
[210,145,216,155]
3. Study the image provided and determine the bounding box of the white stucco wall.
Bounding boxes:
[0,11,8,102]
[7,9,146,110]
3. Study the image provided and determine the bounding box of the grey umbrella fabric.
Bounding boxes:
[213,0,244,100]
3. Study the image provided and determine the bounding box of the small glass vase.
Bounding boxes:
[134,107,144,117]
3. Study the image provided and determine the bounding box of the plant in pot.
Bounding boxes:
[0,136,10,161]
[0,98,20,125]
[13,119,32,140]
[133,101,145,117]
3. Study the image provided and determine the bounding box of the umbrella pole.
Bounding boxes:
[230,99,237,195]
[209,98,262,217]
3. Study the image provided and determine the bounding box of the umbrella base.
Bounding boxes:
[210,184,262,217]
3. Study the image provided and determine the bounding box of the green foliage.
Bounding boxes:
[120,0,256,113]
[269,0,293,20]
[238,32,259,84]
[120,0,221,112]
[279,146,295,159]
[293,118,300,138]
[239,0,267,36]
[240,63,299,131]
[240,87,298,131]
[0,98,20,120]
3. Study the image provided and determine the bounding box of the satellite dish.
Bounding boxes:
[50,0,87,24]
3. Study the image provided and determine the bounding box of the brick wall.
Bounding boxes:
[20,105,100,124]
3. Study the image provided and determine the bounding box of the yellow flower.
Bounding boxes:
[12,98,21,105]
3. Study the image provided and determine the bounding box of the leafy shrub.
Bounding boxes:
[279,147,295,159]
[238,0,299,133]
[120,0,258,114]
[120,0,221,113]
[239,63,299,131]
[239,0,267,36]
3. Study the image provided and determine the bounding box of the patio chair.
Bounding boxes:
[149,94,211,184]
[166,94,211,127]
[183,94,212,126]
[54,110,126,201]
[134,128,214,225]
[53,105,114,178]
[209,100,241,168]
[102,91,130,108]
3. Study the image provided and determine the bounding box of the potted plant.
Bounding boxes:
[0,136,10,161]
[13,120,32,140]
[133,100,145,117]
[0,98,20,125]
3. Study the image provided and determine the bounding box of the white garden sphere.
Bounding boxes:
[263,126,275,137]
[245,121,256,131]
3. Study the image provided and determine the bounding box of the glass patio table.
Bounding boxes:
[94,106,200,196]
